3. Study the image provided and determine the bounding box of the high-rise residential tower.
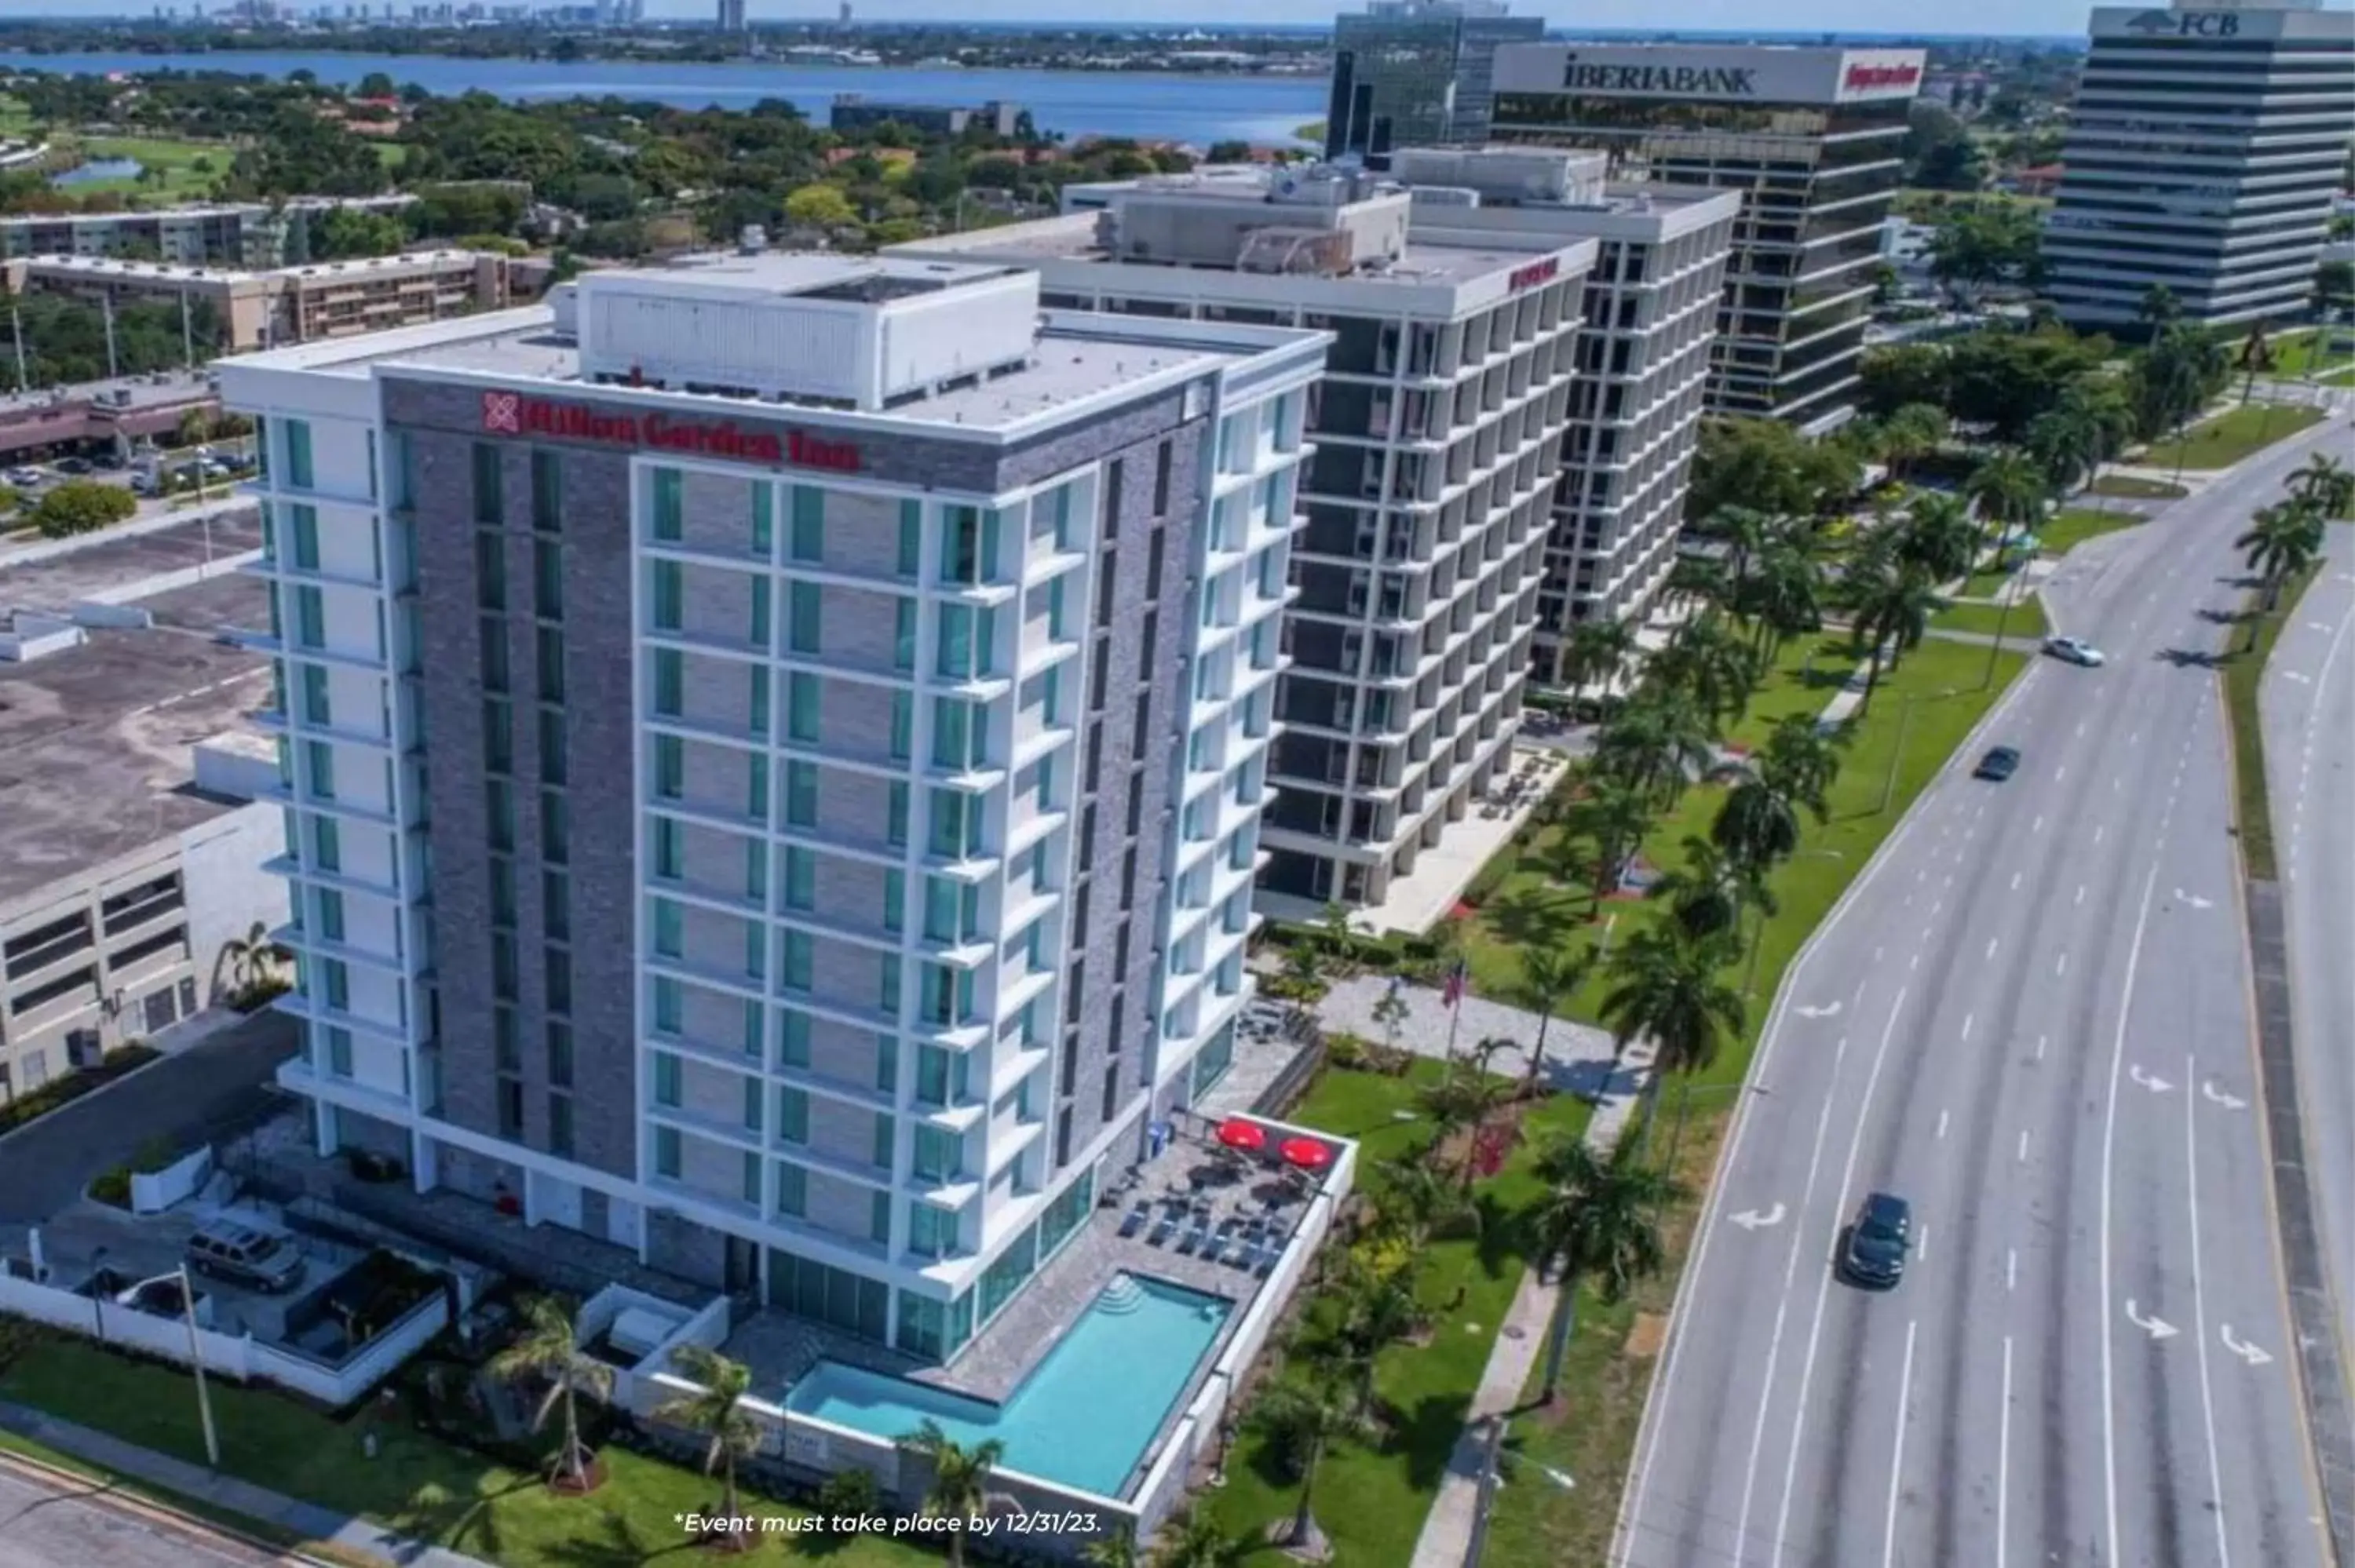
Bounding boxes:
[1324,0,1545,169]
[1488,42,1925,434]
[222,254,1326,1360]
[2046,0,2355,334]
[897,162,1728,912]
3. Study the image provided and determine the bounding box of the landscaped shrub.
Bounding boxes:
[88,1167,133,1209]
[814,1468,879,1530]
[0,1043,161,1134]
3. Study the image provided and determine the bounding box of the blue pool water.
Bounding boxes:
[787,1274,1230,1497]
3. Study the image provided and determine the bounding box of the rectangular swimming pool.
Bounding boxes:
[785,1272,1231,1497]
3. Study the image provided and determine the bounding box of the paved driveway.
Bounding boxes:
[0,1011,298,1228]
[0,1460,276,1568]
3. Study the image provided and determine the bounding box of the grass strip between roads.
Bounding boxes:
[1476,641,2029,1564]
[2140,403,2329,472]
[2222,562,2320,881]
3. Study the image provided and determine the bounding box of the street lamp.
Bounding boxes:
[174,1266,221,1469]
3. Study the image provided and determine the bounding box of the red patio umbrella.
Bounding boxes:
[1217,1118,1267,1153]
[1280,1136,1333,1172]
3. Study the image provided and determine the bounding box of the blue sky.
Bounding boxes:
[25,2,2107,40]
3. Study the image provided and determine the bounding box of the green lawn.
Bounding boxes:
[1477,639,2028,1563]
[0,1339,930,1567]
[1205,1062,1590,1567]
[2088,473,2189,500]
[64,134,228,200]
[2040,507,2140,556]
[1933,595,2050,640]
[2222,563,2321,882]
[2261,327,2355,382]
[2139,403,2329,472]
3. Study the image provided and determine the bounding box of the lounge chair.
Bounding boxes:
[1147,1205,1178,1247]
[1229,1219,1265,1268]
[1209,1216,1240,1260]
[1117,1199,1150,1239]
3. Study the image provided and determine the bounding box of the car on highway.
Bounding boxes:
[1974,746,2021,782]
[2043,635,2106,667]
[1840,1192,1913,1288]
[184,1219,305,1293]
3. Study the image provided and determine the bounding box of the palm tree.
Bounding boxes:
[1663,554,1729,613]
[1331,1268,1426,1417]
[1516,943,1590,1096]
[1645,835,1751,943]
[1966,447,2050,556]
[1594,691,1717,809]
[1754,713,1845,823]
[2288,452,2355,520]
[900,1420,1007,1568]
[1082,1525,1142,1568]
[1878,402,1951,485]
[1418,1056,1512,1191]
[655,1346,763,1534]
[1709,504,1774,593]
[1648,612,1762,730]
[1147,1509,1241,1568]
[1737,541,1824,658]
[1599,923,1747,1126]
[217,917,288,1001]
[2138,283,2182,331]
[1893,491,1978,583]
[1845,556,1946,713]
[1374,1146,1481,1250]
[487,1296,613,1491]
[1557,615,1636,697]
[1526,1131,1686,1405]
[1568,771,1655,916]
[2237,498,2327,625]
[1248,1375,1366,1556]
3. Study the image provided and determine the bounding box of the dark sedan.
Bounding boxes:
[1974,746,2021,782]
[1842,1192,1913,1289]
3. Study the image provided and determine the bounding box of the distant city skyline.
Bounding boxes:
[24,1,2123,44]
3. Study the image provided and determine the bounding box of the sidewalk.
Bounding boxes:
[1404,1052,1653,1568]
[0,1399,494,1568]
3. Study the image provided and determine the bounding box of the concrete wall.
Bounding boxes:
[181,802,292,1008]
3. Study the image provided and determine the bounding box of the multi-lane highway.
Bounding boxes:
[2264,522,2355,1376]
[1616,418,2350,1568]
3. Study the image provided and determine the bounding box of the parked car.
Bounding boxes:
[1974,746,2022,782]
[4,465,44,488]
[1840,1192,1913,1288]
[2043,636,2106,667]
[184,1220,306,1293]
[50,456,93,476]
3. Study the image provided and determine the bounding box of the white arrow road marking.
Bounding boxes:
[2309,621,2335,633]
[2220,1326,2273,1367]
[2129,1064,2175,1094]
[2202,1081,2248,1111]
[2127,1300,2180,1340]
[1729,1203,1787,1231]
[1795,1001,1842,1020]
[2280,671,2313,685]
[2174,889,2214,910]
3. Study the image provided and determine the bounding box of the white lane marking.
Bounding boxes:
[1917,1223,1930,1262]
[1873,946,1885,963]
[1986,937,1999,961]
[1930,899,1943,917]
[2033,814,2045,833]
[2035,1034,2048,1062]
[1998,1336,2015,1568]
[2129,731,2138,745]
[1731,1019,1855,1555]
[1910,953,1921,972]
[2094,825,2106,846]
[1729,1203,1787,1231]
[1936,1109,1949,1140]
[1771,989,1911,1568]
[2203,1081,2248,1111]
[1880,1318,1919,1568]
[2077,720,2086,738]
[2010,871,2022,892]
[2056,764,2067,782]
[2184,1048,2232,1568]
[2076,884,2087,906]
[2057,951,2069,977]
[2099,866,2165,1568]
[2220,1326,2273,1367]
[2006,1249,2018,1292]
[1961,1012,1975,1042]
[2017,1129,2030,1164]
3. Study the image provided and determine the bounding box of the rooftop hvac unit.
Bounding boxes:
[1412,186,1481,209]
[1236,227,1356,278]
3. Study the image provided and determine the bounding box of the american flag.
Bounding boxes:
[1441,957,1469,1008]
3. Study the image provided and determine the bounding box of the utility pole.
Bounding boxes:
[102,293,119,381]
[1879,695,1916,815]
[180,288,195,369]
[175,1266,221,1468]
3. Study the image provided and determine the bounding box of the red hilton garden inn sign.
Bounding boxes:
[478,390,862,474]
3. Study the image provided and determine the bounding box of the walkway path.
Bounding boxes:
[0,1400,494,1568]
[1315,974,1630,1098]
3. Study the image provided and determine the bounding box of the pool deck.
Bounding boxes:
[726,1128,1316,1490]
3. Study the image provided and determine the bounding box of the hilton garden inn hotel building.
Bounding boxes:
[219,254,1327,1359]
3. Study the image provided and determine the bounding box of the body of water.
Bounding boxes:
[49,155,141,186]
[0,49,1329,144]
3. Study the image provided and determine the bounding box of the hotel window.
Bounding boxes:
[783,846,815,910]
[652,815,681,879]
[751,483,775,557]
[496,1079,523,1140]
[743,1074,765,1134]
[537,625,565,702]
[878,955,901,1017]
[487,779,515,852]
[777,1085,809,1145]
[546,1021,574,1087]
[326,1026,352,1078]
[932,698,984,771]
[750,665,772,738]
[491,935,516,1001]
[791,486,825,562]
[776,1161,807,1217]
[653,1050,681,1107]
[542,790,569,865]
[889,691,913,762]
[913,1125,960,1183]
[747,839,769,906]
[655,1125,681,1180]
[918,963,972,1027]
[531,450,561,533]
[871,1190,892,1245]
[882,869,905,935]
[745,919,768,981]
[652,648,683,717]
[653,735,683,800]
[923,877,976,944]
[896,498,922,577]
[747,753,769,823]
[885,780,910,847]
[288,504,319,570]
[941,506,998,586]
[539,709,567,786]
[534,541,564,620]
[780,1008,809,1068]
[469,441,499,524]
[785,760,818,828]
[742,1149,762,1205]
[781,928,812,991]
[305,739,334,800]
[1046,575,1067,639]
[546,947,572,1016]
[789,581,821,655]
[872,1113,896,1170]
[312,815,341,873]
[927,789,979,859]
[483,698,513,774]
[876,1034,897,1094]
[652,468,683,541]
[254,416,271,481]
[285,419,316,490]
[652,897,682,958]
[787,673,820,742]
[495,1006,520,1070]
[550,1095,575,1158]
[316,888,345,943]
[915,1043,966,1106]
[893,598,917,671]
[299,663,330,725]
[651,560,682,630]
[908,1203,951,1260]
[476,533,506,610]
[749,578,772,648]
[480,619,509,693]
[653,974,681,1034]
[743,997,763,1057]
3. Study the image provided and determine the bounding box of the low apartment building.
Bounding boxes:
[3,250,515,354]
[0,195,418,268]
[221,253,1327,1356]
